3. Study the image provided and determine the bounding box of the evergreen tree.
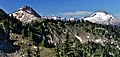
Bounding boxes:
[55,31,79,57]
[22,29,25,37]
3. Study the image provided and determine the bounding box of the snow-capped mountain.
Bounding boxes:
[41,15,66,21]
[66,17,79,21]
[47,15,61,20]
[83,10,120,25]
[9,6,41,23]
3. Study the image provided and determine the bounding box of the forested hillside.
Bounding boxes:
[0,9,120,57]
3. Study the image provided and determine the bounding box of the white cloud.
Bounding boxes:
[39,13,43,15]
[113,13,120,19]
[114,13,120,16]
[60,11,93,16]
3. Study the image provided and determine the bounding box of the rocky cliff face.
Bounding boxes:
[9,6,41,23]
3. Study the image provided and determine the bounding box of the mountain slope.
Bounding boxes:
[0,8,120,57]
[83,10,120,25]
[0,9,21,57]
[9,6,41,23]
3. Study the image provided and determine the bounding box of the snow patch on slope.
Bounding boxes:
[75,35,82,43]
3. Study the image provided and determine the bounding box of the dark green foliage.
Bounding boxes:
[0,10,120,57]
[55,32,79,57]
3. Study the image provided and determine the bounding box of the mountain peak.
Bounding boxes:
[0,9,7,15]
[15,6,40,17]
[0,9,5,13]
[9,6,41,23]
[18,6,32,13]
[96,10,108,14]
[83,10,120,25]
[0,9,3,11]
[18,6,33,11]
[22,6,31,8]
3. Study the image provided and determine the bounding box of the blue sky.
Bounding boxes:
[0,0,120,18]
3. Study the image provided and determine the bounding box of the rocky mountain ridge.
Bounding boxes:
[9,6,41,23]
[8,6,120,26]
